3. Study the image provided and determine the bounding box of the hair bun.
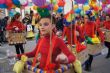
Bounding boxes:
[37,8,50,18]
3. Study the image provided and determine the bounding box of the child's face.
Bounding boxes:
[84,16,89,23]
[38,18,54,36]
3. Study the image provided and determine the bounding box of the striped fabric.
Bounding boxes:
[26,63,74,73]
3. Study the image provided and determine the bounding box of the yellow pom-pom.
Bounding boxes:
[73,60,82,73]
[21,55,28,62]
[74,5,78,9]
[83,5,90,11]
[13,61,24,73]
[92,35,100,44]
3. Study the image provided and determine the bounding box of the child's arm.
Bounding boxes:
[62,27,66,39]
[57,38,76,63]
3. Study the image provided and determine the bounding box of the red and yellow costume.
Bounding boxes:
[17,34,76,70]
[63,25,77,44]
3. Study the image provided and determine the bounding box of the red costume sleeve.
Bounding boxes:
[103,21,110,30]
[62,26,67,39]
[57,38,76,63]
[6,23,13,30]
[76,25,80,31]
[98,29,105,43]
[96,18,100,28]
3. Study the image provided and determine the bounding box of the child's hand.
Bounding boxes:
[61,58,68,64]
[15,27,19,31]
[56,53,68,63]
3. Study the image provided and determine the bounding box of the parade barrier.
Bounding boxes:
[7,31,26,45]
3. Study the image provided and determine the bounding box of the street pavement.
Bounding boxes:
[0,39,110,73]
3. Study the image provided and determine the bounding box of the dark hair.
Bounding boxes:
[11,13,20,22]
[39,15,56,24]
[4,16,9,20]
[30,10,33,14]
[60,13,63,18]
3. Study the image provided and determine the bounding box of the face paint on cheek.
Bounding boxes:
[38,18,54,35]
[39,23,53,35]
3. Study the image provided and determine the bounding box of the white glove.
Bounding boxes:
[15,27,19,31]
[56,53,68,63]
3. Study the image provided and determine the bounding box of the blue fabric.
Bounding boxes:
[33,67,37,72]
[0,4,7,8]
[61,67,65,72]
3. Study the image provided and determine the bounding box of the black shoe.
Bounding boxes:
[84,65,91,72]
[105,54,110,59]
[84,67,91,72]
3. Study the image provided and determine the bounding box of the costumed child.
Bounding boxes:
[6,13,26,55]
[83,15,96,71]
[95,16,105,45]
[63,16,86,54]
[63,22,77,45]
[76,16,85,43]
[103,14,110,58]
[22,13,34,39]
[16,9,82,73]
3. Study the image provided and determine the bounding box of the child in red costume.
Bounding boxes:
[103,15,110,30]
[6,13,25,31]
[84,16,96,38]
[76,19,85,42]
[103,15,110,58]
[63,25,77,45]
[63,19,86,56]
[6,13,26,55]
[96,17,105,43]
[84,15,96,71]
[17,15,81,72]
